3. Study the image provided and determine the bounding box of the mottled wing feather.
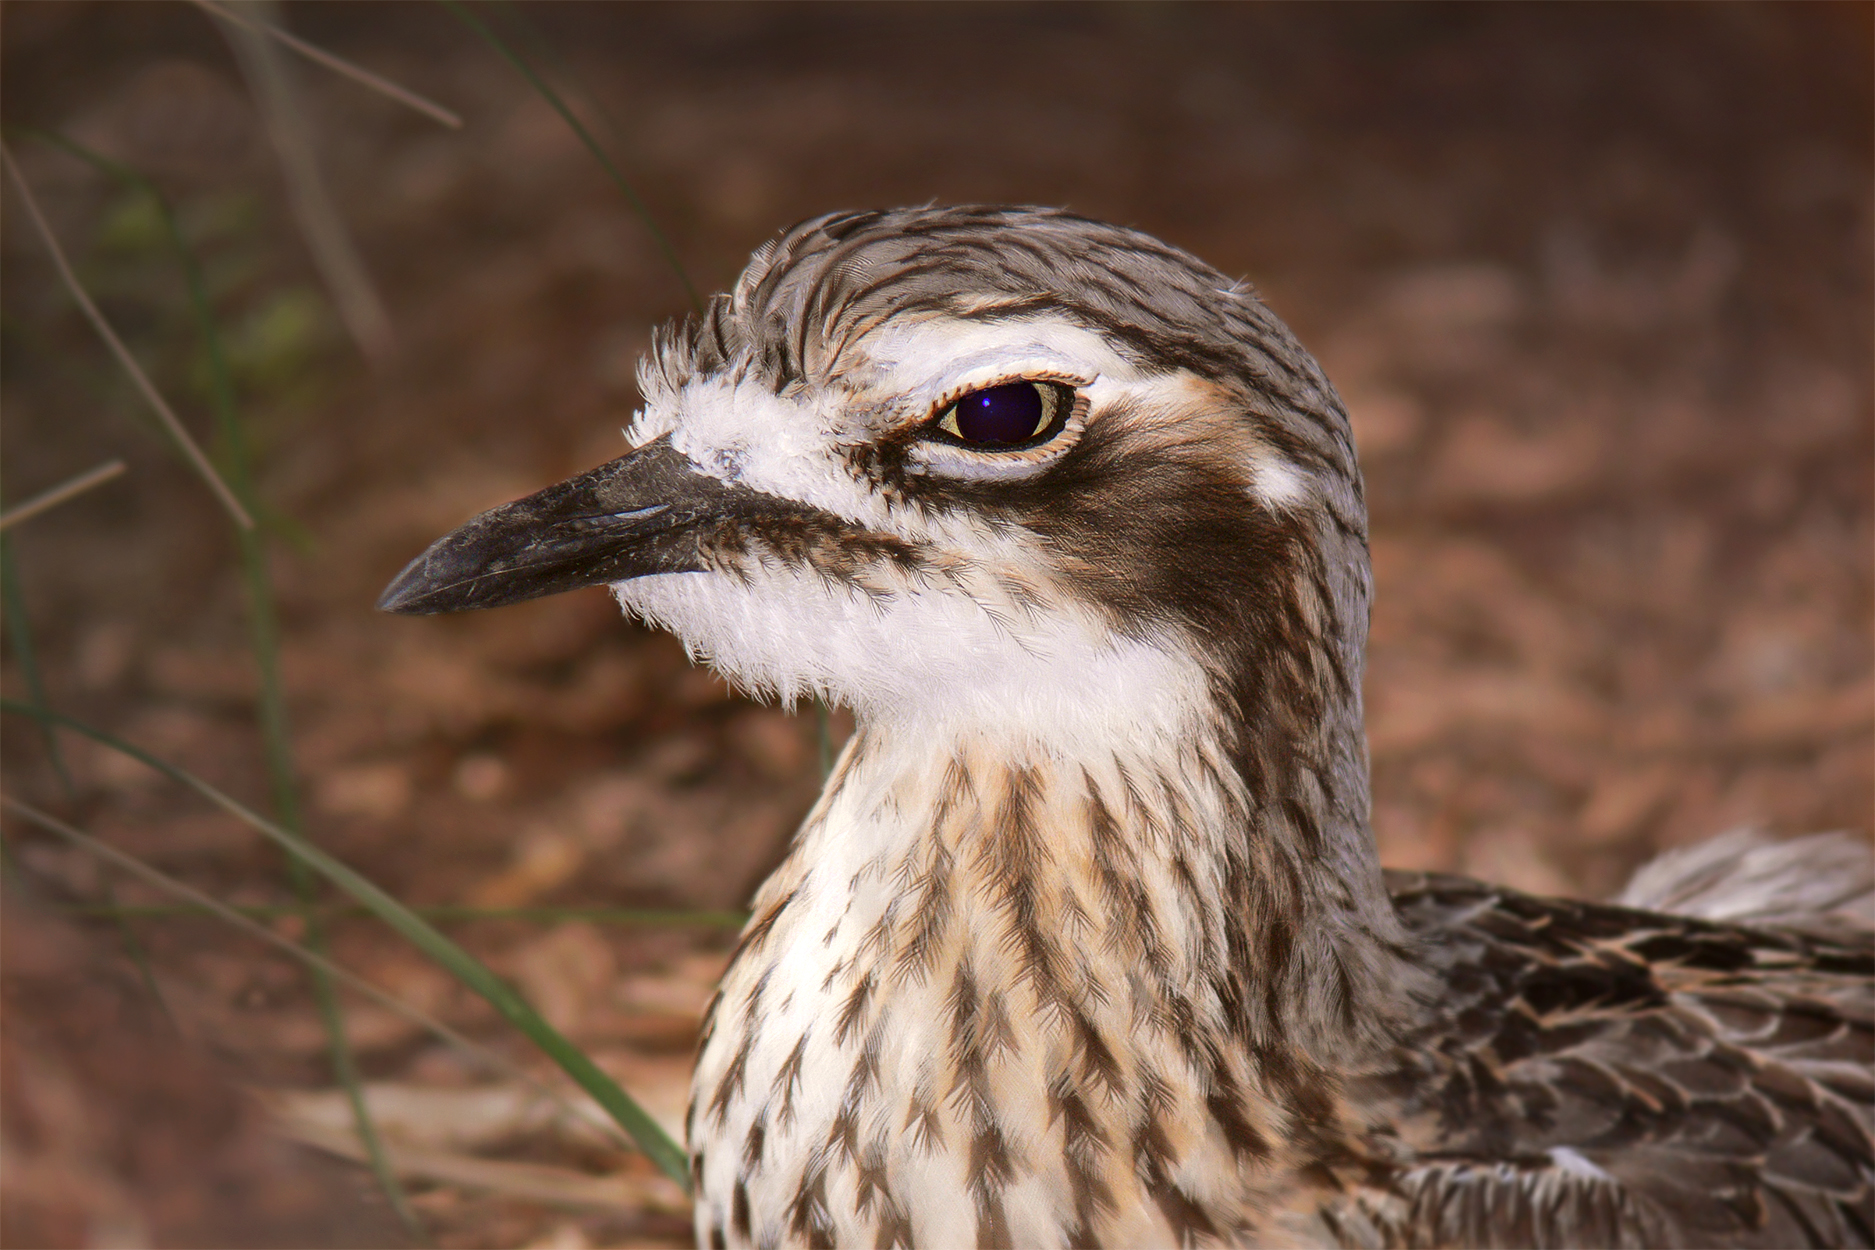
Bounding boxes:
[1333,874,1875,1249]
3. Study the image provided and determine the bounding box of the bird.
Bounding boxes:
[379,206,1874,1249]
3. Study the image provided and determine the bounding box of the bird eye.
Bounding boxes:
[933,382,1068,448]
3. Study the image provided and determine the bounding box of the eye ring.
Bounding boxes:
[926,381,1073,450]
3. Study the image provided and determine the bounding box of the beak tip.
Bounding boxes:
[373,438,713,619]
[375,571,430,615]
[376,547,460,615]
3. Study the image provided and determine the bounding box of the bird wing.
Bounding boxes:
[1324,873,1874,1249]
[1613,829,1875,938]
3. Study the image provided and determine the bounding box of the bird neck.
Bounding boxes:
[791,705,1412,1059]
[691,713,1417,1245]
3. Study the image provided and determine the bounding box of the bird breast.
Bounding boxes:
[688,725,1342,1249]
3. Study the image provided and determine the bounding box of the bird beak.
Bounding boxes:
[377,436,752,615]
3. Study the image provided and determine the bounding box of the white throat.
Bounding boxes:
[614,566,1218,746]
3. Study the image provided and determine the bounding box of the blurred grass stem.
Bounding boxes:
[0,536,71,795]
[18,128,420,1236]
[440,0,702,314]
[0,144,254,530]
[816,699,833,778]
[53,901,747,927]
[0,481,172,1019]
[0,461,127,532]
[0,700,693,1190]
[225,1,396,363]
[0,794,638,1154]
[191,0,462,129]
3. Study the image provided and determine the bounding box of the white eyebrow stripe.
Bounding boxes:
[864,316,1144,408]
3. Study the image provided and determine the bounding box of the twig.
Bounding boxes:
[0,461,127,532]
[0,145,254,530]
[189,0,462,129]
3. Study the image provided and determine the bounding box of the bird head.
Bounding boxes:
[380,207,1369,762]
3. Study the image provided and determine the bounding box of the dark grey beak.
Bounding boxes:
[377,436,760,615]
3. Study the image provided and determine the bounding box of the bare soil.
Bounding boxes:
[2,5,1869,1247]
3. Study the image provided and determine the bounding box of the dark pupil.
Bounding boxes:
[953,383,1043,445]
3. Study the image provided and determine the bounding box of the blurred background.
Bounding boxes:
[1,4,1868,1246]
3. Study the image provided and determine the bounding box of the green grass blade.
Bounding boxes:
[0,509,173,1021]
[0,141,255,530]
[0,532,72,794]
[17,134,300,833]
[0,700,693,1190]
[1,794,637,1154]
[483,2,646,201]
[15,128,421,1238]
[438,0,702,313]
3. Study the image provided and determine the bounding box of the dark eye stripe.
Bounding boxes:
[933,382,1068,449]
